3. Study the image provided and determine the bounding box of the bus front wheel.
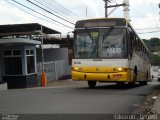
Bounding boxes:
[88,81,97,88]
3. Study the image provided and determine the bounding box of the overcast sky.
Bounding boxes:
[0,0,159,39]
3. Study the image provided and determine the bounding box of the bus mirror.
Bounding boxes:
[67,35,70,39]
[128,27,132,32]
[129,50,133,58]
[128,54,131,59]
[67,31,74,39]
[128,52,132,60]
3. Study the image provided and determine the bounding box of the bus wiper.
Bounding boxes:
[103,26,114,40]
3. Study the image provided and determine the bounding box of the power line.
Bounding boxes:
[33,0,75,23]
[138,30,160,34]
[60,0,86,17]
[107,6,118,16]
[70,0,86,12]
[5,0,64,28]
[49,0,82,19]
[10,0,74,29]
[27,0,75,25]
[136,27,160,30]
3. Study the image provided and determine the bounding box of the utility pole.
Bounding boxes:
[86,6,88,18]
[103,0,108,17]
[123,0,130,20]
[103,0,126,18]
[159,3,160,21]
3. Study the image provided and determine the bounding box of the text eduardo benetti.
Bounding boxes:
[114,114,157,120]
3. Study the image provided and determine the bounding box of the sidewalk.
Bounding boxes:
[153,85,160,114]
[47,79,88,88]
[0,82,7,91]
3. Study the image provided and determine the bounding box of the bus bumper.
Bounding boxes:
[72,71,129,82]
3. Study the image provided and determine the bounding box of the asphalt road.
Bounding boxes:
[0,81,159,120]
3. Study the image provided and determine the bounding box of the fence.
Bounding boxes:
[37,60,67,82]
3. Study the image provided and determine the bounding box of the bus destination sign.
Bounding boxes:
[75,18,127,28]
[84,22,116,28]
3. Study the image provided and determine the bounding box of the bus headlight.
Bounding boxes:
[72,66,82,71]
[117,67,128,72]
[118,67,122,71]
[72,66,78,71]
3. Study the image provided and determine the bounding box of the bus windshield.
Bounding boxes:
[74,28,127,59]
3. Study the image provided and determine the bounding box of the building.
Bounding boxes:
[0,23,71,89]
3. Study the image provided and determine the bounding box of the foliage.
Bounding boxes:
[143,38,160,66]
[150,54,160,66]
[143,38,160,52]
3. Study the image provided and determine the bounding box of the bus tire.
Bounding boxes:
[144,81,147,85]
[139,81,147,86]
[133,67,137,81]
[139,72,148,86]
[146,71,148,81]
[88,81,96,88]
[128,81,135,88]
[129,67,137,88]
[117,82,125,86]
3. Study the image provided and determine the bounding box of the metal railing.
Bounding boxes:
[37,60,66,82]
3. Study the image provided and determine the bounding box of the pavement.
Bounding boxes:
[152,84,160,114]
[48,79,160,115]
[1,79,160,115]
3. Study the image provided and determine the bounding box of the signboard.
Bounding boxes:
[75,18,127,28]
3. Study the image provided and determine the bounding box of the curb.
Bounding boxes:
[0,83,8,91]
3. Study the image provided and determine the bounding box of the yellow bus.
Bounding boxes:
[72,18,150,88]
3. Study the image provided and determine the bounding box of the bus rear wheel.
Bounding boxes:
[128,81,135,88]
[129,67,137,88]
[139,72,148,86]
[88,81,97,88]
[139,81,147,86]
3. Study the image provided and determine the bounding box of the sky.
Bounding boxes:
[0,0,159,39]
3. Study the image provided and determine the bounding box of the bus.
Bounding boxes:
[72,18,150,88]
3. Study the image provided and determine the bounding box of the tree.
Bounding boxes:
[150,54,160,66]
[143,38,160,66]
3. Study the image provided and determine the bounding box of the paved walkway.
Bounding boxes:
[47,79,88,88]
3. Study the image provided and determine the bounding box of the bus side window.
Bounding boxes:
[143,47,145,59]
[144,49,147,60]
[135,38,139,54]
[140,43,142,57]
[141,45,144,58]
[130,32,135,51]
[137,38,141,56]
[129,32,134,56]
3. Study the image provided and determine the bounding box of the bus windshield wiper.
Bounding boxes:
[103,26,114,40]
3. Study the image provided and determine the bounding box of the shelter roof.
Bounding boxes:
[0,23,61,36]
